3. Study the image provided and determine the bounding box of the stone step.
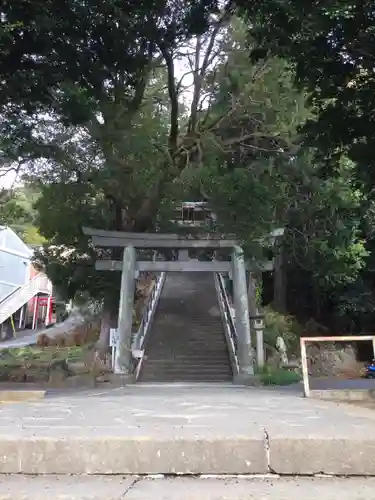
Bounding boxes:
[145,347,230,353]
[144,360,230,366]
[150,329,224,335]
[145,354,230,361]
[148,343,229,347]
[142,368,232,376]
[1,383,374,477]
[147,356,231,366]
[139,375,232,382]
[1,476,374,500]
[140,368,232,375]
[139,272,232,383]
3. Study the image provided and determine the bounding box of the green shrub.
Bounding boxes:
[263,306,301,355]
[259,365,301,386]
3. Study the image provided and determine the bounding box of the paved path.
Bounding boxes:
[310,377,375,390]
[0,327,46,348]
[1,383,375,475]
[0,311,84,348]
[1,476,375,499]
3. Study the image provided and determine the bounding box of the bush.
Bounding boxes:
[263,306,301,355]
[259,365,301,386]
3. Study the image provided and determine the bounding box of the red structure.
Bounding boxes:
[30,295,55,330]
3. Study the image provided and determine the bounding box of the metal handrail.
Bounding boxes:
[215,272,239,375]
[132,272,166,379]
[0,286,20,305]
[0,273,51,324]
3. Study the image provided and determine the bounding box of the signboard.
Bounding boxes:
[109,328,118,347]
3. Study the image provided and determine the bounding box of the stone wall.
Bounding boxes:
[307,342,363,378]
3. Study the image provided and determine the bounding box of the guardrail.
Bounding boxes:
[214,272,239,375]
[0,273,51,325]
[132,272,166,380]
[300,335,375,397]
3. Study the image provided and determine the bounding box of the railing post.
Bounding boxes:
[300,338,310,397]
[31,297,38,330]
[232,246,254,380]
[115,245,136,375]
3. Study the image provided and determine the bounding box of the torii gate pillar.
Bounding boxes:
[115,245,136,374]
[232,246,254,378]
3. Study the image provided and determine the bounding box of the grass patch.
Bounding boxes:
[258,365,301,386]
[0,346,88,366]
[0,346,91,383]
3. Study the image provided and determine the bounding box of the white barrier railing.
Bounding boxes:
[0,273,51,325]
[300,335,375,397]
[132,272,166,380]
[214,272,239,375]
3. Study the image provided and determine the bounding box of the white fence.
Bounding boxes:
[300,335,375,397]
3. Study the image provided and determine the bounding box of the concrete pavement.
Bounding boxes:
[1,476,375,499]
[1,383,375,475]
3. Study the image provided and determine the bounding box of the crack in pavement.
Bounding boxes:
[122,476,141,498]
[263,427,277,475]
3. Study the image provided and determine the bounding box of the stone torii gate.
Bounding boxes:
[83,227,273,382]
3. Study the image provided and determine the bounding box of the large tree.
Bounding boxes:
[234,0,375,325]
[237,0,375,183]
[2,1,370,339]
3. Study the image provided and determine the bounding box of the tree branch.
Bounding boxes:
[129,41,156,113]
[159,43,179,154]
[188,8,232,134]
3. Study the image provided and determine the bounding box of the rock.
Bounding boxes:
[83,348,111,375]
[48,360,72,385]
[307,343,359,377]
[63,374,97,388]
[68,361,88,374]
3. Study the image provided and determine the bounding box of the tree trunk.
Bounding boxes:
[97,295,118,355]
[273,240,287,313]
[247,272,258,318]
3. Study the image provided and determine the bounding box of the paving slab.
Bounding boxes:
[1,476,375,500]
[1,384,375,475]
[0,475,136,500]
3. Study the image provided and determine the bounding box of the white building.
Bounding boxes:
[0,226,53,338]
[0,225,33,302]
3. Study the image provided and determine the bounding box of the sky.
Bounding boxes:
[0,170,17,189]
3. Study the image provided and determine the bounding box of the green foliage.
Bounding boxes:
[0,0,222,119]
[1,1,373,331]
[0,185,45,244]
[196,19,312,259]
[0,192,27,225]
[0,346,85,366]
[239,0,375,190]
[258,365,301,386]
[286,154,368,290]
[263,307,301,353]
[30,89,168,302]
[255,280,263,307]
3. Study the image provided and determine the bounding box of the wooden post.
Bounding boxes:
[115,245,136,374]
[300,338,310,397]
[232,246,254,376]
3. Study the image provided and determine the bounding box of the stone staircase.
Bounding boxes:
[139,272,232,383]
